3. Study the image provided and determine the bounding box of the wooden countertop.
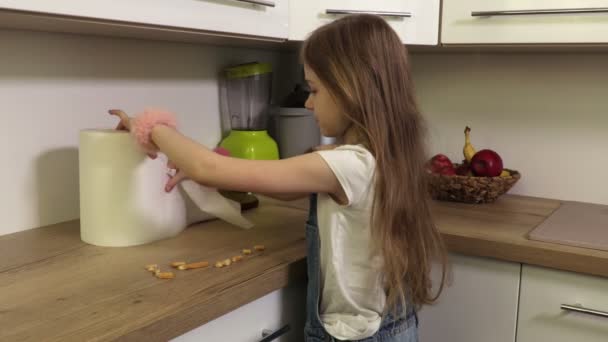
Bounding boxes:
[2,194,608,341]
[278,194,608,278]
[432,195,608,278]
[0,201,308,342]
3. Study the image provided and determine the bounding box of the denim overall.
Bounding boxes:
[304,194,419,342]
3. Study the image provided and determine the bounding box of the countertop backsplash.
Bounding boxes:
[0,29,297,236]
[411,52,608,206]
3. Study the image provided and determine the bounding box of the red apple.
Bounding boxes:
[470,149,503,177]
[442,167,456,176]
[428,154,455,175]
[455,162,472,176]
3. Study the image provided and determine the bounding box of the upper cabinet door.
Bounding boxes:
[289,0,440,45]
[442,0,608,44]
[0,0,288,39]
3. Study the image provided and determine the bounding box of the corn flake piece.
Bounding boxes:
[231,255,243,263]
[171,261,187,268]
[156,271,175,279]
[215,261,224,268]
[145,264,159,272]
[254,245,265,252]
[179,261,209,270]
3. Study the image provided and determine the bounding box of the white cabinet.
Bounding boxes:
[517,265,608,342]
[418,253,520,342]
[289,0,440,45]
[0,0,288,39]
[172,285,306,342]
[442,0,608,44]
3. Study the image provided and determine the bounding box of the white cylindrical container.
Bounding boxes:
[79,129,189,247]
[277,107,321,158]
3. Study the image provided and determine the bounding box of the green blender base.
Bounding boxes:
[219,130,279,160]
[219,130,278,206]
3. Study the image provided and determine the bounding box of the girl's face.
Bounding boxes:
[304,64,350,138]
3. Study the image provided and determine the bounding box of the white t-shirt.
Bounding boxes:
[315,145,386,340]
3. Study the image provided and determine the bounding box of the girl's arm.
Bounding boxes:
[255,145,339,201]
[151,125,345,201]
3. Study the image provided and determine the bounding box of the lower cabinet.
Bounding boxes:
[418,253,521,342]
[419,254,608,342]
[170,256,608,342]
[517,265,608,342]
[171,285,306,342]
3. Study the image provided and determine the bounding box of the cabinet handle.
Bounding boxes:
[235,0,275,8]
[326,9,412,18]
[472,8,608,17]
[259,324,290,342]
[561,304,608,318]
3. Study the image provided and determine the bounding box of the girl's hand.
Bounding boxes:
[163,147,228,192]
[108,109,158,159]
[165,160,188,192]
[110,109,183,191]
[108,109,133,131]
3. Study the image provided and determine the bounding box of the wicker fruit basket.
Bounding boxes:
[427,166,521,204]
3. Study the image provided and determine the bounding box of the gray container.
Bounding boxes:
[276,107,322,158]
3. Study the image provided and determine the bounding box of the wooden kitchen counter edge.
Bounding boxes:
[434,194,608,279]
[2,194,608,341]
[275,194,608,279]
[0,201,310,342]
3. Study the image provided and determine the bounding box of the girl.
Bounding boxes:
[110,14,447,342]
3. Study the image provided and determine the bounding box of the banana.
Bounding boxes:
[500,170,511,177]
[463,126,476,162]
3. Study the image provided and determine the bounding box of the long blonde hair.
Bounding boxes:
[302,14,448,311]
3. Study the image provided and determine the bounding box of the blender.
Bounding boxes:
[219,62,279,160]
[218,62,279,206]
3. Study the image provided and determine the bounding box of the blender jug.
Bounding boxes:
[219,62,279,160]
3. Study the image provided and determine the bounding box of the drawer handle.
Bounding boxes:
[561,304,608,318]
[259,324,291,342]
[235,0,275,8]
[326,9,412,18]
[472,8,608,17]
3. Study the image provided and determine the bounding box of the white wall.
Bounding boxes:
[0,29,296,236]
[4,32,606,236]
[411,52,608,205]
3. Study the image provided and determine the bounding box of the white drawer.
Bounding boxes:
[289,0,440,45]
[0,0,289,39]
[419,253,520,342]
[442,0,608,44]
[172,285,306,342]
[517,265,608,342]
